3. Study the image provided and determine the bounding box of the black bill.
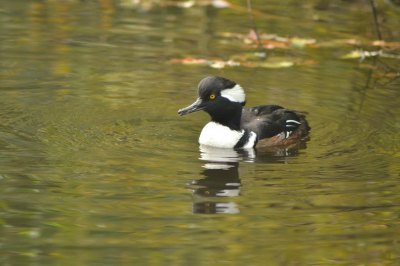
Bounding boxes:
[178,98,205,116]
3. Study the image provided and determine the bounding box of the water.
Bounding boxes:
[1,0,400,265]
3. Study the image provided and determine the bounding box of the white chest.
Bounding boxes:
[199,122,244,148]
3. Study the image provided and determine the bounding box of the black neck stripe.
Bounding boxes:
[234,130,250,149]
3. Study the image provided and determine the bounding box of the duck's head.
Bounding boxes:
[178,76,246,117]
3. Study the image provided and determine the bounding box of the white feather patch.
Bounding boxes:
[221,84,246,103]
[286,119,301,125]
[242,131,257,148]
[199,122,244,148]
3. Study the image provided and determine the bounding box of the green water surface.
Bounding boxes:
[1,0,400,265]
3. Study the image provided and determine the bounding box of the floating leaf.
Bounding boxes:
[341,50,364,59]
[262,40,289,49]
[170,57,241,68]
[161,1,194,8]
[372,40,400,48]
[170,58,208,65]
[289,37,317,48]
[210,61,226,69]
[258,61,295,68]
[341,50,382,59]
[230,53,261,61]
[374,72,400,78]
[302,59,319,65]
[170,55,300,69]
[316,39,361,48]
[179,1,195,8]
[212,0,231,8]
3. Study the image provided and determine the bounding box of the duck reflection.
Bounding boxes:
[191,143,307,214]
[191,145,250,214]
[191,161,240,198]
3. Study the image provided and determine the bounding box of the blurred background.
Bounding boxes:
[0,0,400,265]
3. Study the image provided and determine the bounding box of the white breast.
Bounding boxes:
[199,122,244,148]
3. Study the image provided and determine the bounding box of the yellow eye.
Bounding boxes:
[210,94,216,99]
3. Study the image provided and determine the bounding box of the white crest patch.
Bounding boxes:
[221,84,246,103]
[199,122,244,148]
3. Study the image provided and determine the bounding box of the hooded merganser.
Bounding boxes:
[178,76,310,149]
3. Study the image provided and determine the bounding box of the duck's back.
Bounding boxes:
[241,105,310,144]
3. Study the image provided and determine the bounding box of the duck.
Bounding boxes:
[178,76,310,149]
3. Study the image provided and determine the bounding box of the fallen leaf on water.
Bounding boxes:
[211,0,231,8]
[262,40,290,48]
[210,61,226,69]
[290,37,317,48]
[170,57,239,68]
[316,39,361,48]
[161,1,195,8]
[341,50,382,59]
[374,72,399,78]
[340,50,363,59]
[302,60,319,65]
[170,56,297,69]
[258,61,295,68]
[372,40,400,48]
[230,53,261,61]
[170,58,208,65]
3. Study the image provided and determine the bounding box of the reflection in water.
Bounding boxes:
[191,146,243,214]
[191,161,241,214]
[199,145,256,163]
[191,144,307,214]
[193,202,239,214]
[191,162,240,198]
[191,162,241,213]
